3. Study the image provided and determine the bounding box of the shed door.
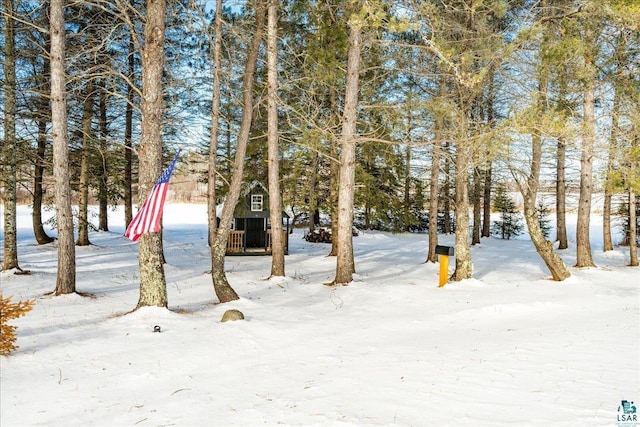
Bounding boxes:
[245,218,265,248]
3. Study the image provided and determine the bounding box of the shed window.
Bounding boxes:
[251,194,263,211]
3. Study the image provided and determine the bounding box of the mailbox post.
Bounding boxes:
[435,245,455,287]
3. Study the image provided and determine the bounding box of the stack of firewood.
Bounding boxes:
[304,228,332,243]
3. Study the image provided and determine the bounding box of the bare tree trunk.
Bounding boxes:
[575,40,596,267]
[98,85,109,231]
[77,82,94,246]
[135,0,168,309]
[207,0,223,248]
[211,0,266,303]
[50,0,76,294]
[331,17,361,286]
[267,0,285,277]
[2,0,20,271]
[124,34,135,230]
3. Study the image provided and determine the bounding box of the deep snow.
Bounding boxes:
[0,204,638,427]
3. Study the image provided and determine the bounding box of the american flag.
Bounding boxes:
[125,149,181,242]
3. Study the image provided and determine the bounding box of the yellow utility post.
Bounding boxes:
[435,245,455,287]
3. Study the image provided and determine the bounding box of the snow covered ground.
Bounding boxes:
[1,204,638,427]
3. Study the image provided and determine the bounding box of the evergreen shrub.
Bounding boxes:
[491,184,524,240]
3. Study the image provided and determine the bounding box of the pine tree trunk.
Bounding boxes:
[136,0,168,309]
[443,142,452,234]
[575,41,596,268]
[523,192,571,280]
[267,0,285,277]
[603,36,624,253]
[482,67,495,239]
[404,143,412,233]
[50,0,76,294]
[629,190,638,267]
[32,32,54,245]
[137,233,168,307]
[471,95,481,245]
[482,161,492,238]
[331,17,361,286]
[556,136,568,249]
[554,67,569,250]
[603,190,613,251]
[403,77,415,234]
[529,139,570,280]
[33,118,53,244]
[602,105,616,252]
[627,133,639,266]
[2,0,19,271]
[452,146,472,281]
[124,35,134,230]
[520,54,570,281]
[211,0,266,303]
[328,88,339,257]
[76,82,94,246]
[308,151,319,233]
[472,166,482,245]
[524,129,570,281]
[211,240,238,302]
[427,125,441,263]
[207,0,222,248]
[98,86,109,231]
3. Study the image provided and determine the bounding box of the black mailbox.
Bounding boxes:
[435,245,455,256]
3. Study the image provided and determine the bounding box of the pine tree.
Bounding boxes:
[618,195,640,247]
[50,0,77,294]
[331,2,362,286]
[210,0,266,303]
[2,0,20,271]
[491,184,524,240]
[536,199,553,240]
[136,0,169,308]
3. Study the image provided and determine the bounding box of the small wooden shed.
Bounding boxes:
[226,181,289,255]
